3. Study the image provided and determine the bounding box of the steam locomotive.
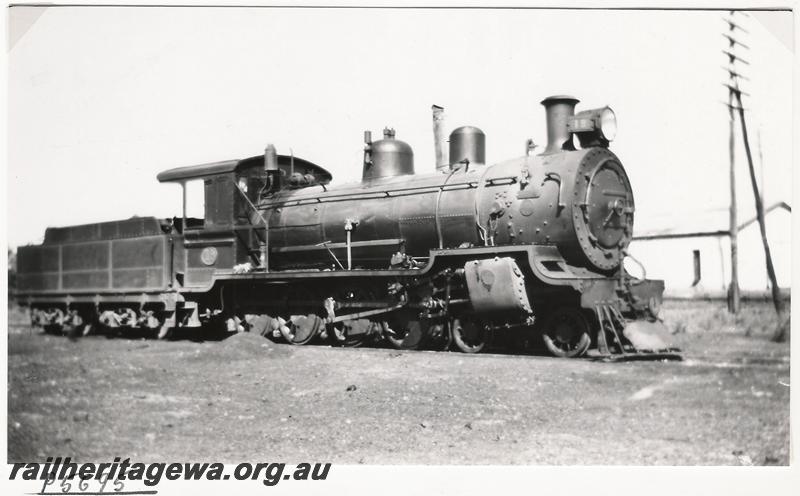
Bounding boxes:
[15,95,675,358]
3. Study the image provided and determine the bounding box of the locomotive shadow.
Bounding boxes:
[39,323,574,359]
[254,330,556,358]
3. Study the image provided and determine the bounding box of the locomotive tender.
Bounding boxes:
[15,95,673,358]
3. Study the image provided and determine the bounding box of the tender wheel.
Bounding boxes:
[81,320,95,337]
[80,311,98,337]
[64,323,82,339]
[383,318,426,350]
[42,308,65,335]
[452,318,491,354]
[541,308,591,358]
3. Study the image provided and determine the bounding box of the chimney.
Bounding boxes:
[432,105,448,171]
[540,95,579,155]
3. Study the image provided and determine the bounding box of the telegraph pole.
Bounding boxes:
[723,12,788,340]
[723,11,742,314]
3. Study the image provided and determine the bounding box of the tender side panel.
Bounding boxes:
[16,235,170,294]
[17,245,60,292]
[62,242,110,289]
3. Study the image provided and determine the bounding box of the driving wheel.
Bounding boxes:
[384,317,427,350]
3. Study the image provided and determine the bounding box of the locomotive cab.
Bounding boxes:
[157,152,333,286]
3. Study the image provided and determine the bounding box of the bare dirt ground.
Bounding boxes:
[7,300,790,465]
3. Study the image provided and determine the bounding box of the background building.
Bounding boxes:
[629,202,791,298]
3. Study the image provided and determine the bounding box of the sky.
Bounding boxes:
[6,6,794,247]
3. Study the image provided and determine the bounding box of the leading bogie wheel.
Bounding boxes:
[540,307,591,358]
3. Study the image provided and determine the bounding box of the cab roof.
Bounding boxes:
[157,154,333,184]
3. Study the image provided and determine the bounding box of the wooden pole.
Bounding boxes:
[727,89,740,313]
[732,89,788,341]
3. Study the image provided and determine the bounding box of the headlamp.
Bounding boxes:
[598,107,617,142]
[567,106,617,147]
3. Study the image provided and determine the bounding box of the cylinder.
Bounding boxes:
[449,126,485,167]
[541,95,579,155]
